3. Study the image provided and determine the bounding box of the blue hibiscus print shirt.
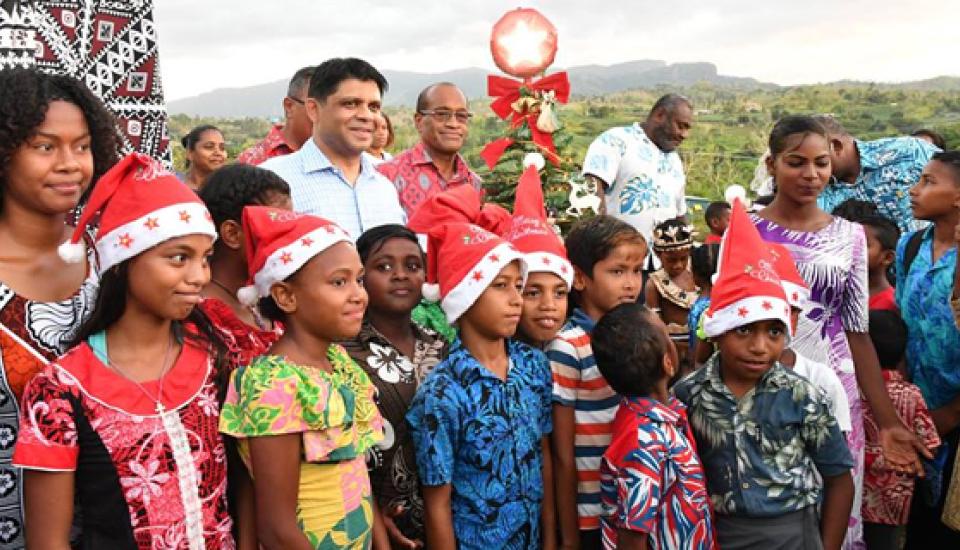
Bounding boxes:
[406,338,553,549]
[818,137,939,233]
[895,227,960,410]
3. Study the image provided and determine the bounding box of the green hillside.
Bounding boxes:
[168,81,960,202]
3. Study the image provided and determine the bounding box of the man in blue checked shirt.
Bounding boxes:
[815,115,940,234]
[262,58,405,240]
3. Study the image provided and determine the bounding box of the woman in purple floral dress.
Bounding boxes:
[752,116,930,549]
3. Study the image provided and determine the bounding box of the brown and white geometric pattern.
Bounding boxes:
[0,0,171,163]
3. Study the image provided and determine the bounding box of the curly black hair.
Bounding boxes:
[0,67,121,203]
[592,303,668,397]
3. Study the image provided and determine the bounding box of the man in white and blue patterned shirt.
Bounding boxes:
[815,115,940,234]
[582,94,694,246]
[262,58,405,240]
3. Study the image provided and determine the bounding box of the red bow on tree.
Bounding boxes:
[480,72,570,170]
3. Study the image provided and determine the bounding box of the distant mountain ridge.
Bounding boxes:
[166,60,960,118]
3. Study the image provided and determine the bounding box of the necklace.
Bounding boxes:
[105,334,176,415]
[210,277,270,330]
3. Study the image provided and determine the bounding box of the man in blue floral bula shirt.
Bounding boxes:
[815,115,940,233]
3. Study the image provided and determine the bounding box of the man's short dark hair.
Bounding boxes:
[869,310,907,370]
[813,114,850,137]
[592,303,668,397]
[308,57,388,102]
[705,201,730,225]
[649,93,692,117]
[287,66,316,98]
[415,82,464,112]
[565,215,646,279]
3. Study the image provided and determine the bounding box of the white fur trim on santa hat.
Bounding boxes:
[96,202,217,273]
[523,251,574,289]
[441,242,528,324]
[782,280,810,309]
[703,295,792,339]
[252,225,351,300]
[523,152,546,171]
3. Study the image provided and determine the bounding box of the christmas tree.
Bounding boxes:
[478,8,598,229]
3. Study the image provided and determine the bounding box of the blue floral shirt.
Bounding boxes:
[672,355,854,518]
[818,137,939,233]
[895,227,960,410]
[688,295,711,351]
[406,338,553,549]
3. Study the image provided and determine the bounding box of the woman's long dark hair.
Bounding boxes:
[72,262,231,402]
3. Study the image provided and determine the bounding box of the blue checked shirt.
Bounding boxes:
[261,138,406,239]
[818,137,939,233]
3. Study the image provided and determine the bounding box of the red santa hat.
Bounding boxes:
[407,184,512,237]
[422,222,528,323]
[58,153,216,273]
[236,206,352,306]
[505,165,573,288]
[703,199,791,338]
[767,242,810,310]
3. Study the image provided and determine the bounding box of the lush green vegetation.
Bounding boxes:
[168,81,960,202]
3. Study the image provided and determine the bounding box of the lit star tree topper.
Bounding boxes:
[490,8,558,79]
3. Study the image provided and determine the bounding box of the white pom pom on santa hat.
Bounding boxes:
[421,283,441,303]
[522,152,546,171]
[58,240,86,264]
[237,285,260,307]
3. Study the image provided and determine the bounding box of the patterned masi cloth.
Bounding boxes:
[0,0,172,161]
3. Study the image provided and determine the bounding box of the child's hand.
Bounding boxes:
[383,505,423,550]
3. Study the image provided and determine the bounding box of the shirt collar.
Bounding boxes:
[704,353,789,394]
[447,337,524,381]
[855,139,880,171]
[301,138,378,179]
[410,142,471,180]
[265,124,294,152]
[357,318,437,347]
[569,307,597,333]
[623,395,684,424]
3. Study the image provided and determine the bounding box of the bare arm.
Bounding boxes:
[819,472,854,550]
[551,403,581,550]
[248,434,314,550]
[848,332,932,474]
[541,437,557,550]
[422,484,456,550]
[232,465,259,550]
[644,278,660,310]
[615,528,649,550]
[24,470,74,550]
[371,502,391,550]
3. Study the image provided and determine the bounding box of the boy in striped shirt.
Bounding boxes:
[547,216,648,550]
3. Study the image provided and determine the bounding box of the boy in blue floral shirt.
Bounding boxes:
[407,222,554,550]
[673,201,854,550]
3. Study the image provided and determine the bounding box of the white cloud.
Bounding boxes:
[154,0,960,100]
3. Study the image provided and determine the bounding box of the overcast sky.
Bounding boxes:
[154,0,960,101]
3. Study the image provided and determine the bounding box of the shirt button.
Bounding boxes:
[742,482,750,489]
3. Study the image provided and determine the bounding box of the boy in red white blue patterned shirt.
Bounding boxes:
[592,303,715,550]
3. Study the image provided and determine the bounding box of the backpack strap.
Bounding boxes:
[902,230,926,278]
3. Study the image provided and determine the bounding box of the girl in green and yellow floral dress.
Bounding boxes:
[219,206,385,549]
